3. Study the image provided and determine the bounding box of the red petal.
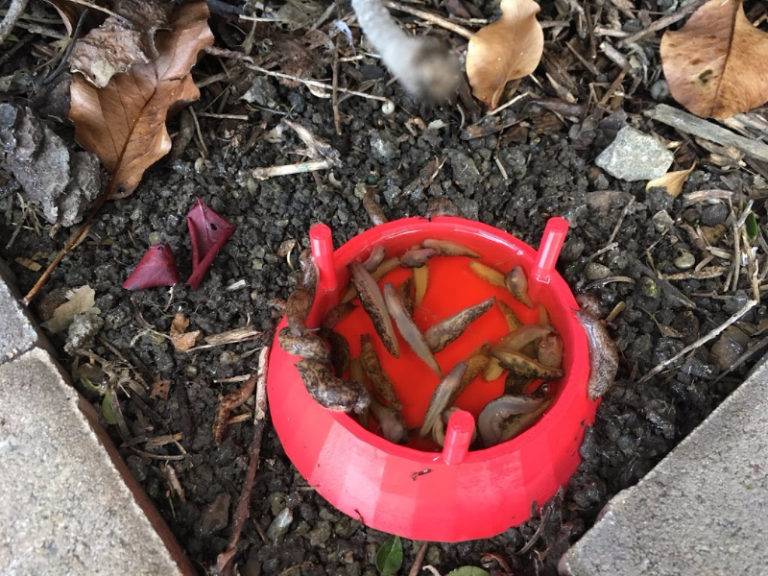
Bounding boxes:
[123,244,180,290]
[186,197,235,289]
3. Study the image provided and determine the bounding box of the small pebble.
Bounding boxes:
[595,126,674,181]
[639,276,659,298]
[266,507,293,541]
[651,210,674,233]
[673,250,695,270]
[308,519,332,546]
[584,262,611,281]
[701,203,729,226]
[197,493,231,536]
[650,79,670,101]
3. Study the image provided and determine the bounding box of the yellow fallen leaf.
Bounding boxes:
[645,163,696,197]
[465,0,543,109]
[660,0,768,119]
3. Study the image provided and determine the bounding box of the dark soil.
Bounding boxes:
[2,1,767,575]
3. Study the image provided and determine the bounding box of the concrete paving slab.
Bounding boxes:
[0,259,38,361]
[560,357,768,576]
[0,348,192,575]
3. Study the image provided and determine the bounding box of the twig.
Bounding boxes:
[382,0,474,39]
[185,326,263,352]
[23,192,110,305]
[252,159,335,180]
[638,299,758,384]
[407,542,428,576]
[646,104,768,164]
[59,0,125,22]
[0,0,29,45]
[332,18,342,136]
[619,0,708,46]
[247,64,393,104]
[212,371,257,446]
[518,503,553,555]
[217,347,269,576]
[486,91,531,117]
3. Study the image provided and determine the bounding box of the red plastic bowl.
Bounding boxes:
[267,216,595,542]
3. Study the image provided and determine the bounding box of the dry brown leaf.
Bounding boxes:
[465,0,543,109]
[151,379,171,400]
[169,312,202,352]
[172,330,203,353]
[69,1,213,198]
[42,285,99,333]
[645,163,696,197]
[170,312,190,338]
[660,0,768,119]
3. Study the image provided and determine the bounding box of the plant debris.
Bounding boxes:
[122,243,180,290]
[69,1,213,198]
[660,0,768,119]
[466,0,543,109]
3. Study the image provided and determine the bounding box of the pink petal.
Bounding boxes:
[123,244,180,290]
[186,197,235,290]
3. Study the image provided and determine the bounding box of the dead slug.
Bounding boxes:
[419,361,468,438]
[477,395,547,447]
[295,360,370,413]
[360,334,402,410]
[422,239,480,258]
[425,297,496,352]
[400,247,437,268]
[491,350,564,380]
[369,398,409,444]
[349,262,399,357]
[505,265,534,308]
[278,327,331,363]
[286,286,313,335]
[575,302,619,400]
[382,282,441,376]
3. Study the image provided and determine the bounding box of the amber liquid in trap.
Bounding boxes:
[328,251,565,451]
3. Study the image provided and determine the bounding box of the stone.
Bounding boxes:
[560,355,768,576]
[0,348,192,575]
[0,260,38,361]
[595,126,674,181]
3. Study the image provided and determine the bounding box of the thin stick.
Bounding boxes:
[246,64,393,104]
[620,0,707,45]
[252,159,335,180]
[0,0,29,45]
[486,91,531,117]
[638,299,758,384]
[382,0,474,39]
[407,541,428,576]
[217,346,269,576]
[23,192,110,305]
[332,31,342,136]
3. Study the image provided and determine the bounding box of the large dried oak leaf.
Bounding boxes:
[660,0,768,119]
[69,1,213,198]
[465,0,543,109]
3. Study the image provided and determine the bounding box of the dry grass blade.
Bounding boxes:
[660,0,768,119]
[69,1,213,198]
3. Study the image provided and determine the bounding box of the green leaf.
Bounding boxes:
[375,535,403,575]
[746,212,759,242]
[101,393,117,425]
[445,568,490,576]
